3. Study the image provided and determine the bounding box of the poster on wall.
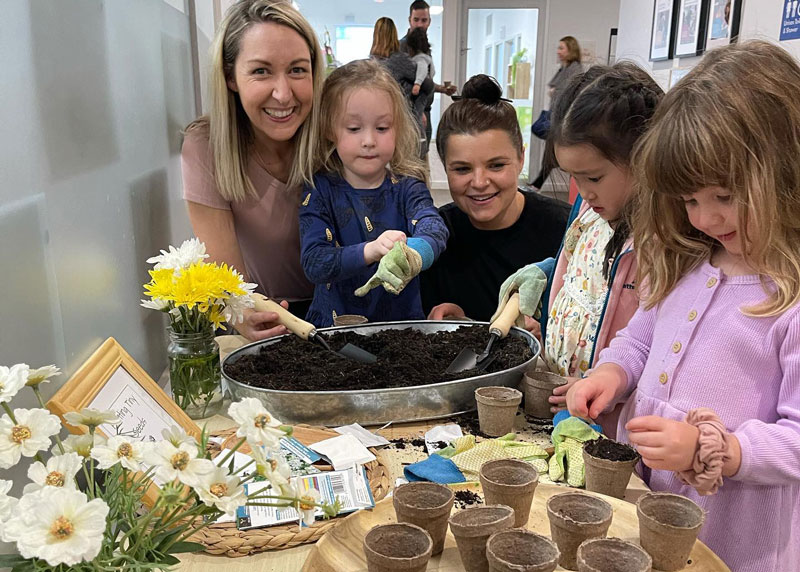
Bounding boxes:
[650,0,677,61]
[674,0,710,57]
[781,0,800,41]
[706,0,743,50]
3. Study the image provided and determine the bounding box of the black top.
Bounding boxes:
[421,189,571,321]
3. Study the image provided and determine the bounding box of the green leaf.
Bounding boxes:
[0,554,27,565]
[158,554,181,566]
[167,541,206,554]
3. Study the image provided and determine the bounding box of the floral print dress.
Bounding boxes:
[544,209,614,377]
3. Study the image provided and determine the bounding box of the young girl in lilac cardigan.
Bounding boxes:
[568,41,800,572]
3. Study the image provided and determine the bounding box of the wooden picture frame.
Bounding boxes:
[705,0,743,51]
[47,338,201,504]
[674,0,710,58]
[650,0,678,61]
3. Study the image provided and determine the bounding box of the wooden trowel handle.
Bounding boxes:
[250,294,316,340]
[490,293,520,339]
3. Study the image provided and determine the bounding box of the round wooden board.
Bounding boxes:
[302,482,730,572]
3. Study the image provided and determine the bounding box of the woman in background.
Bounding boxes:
[181,0,323,340]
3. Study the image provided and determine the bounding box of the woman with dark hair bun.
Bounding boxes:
[421,74,571,323]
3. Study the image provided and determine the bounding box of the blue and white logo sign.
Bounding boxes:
[782,0,800,41]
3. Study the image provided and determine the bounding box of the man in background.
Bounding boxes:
[400,0,457,156]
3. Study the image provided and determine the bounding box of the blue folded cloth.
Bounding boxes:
[403,453,466,484]
[553,409,603,434]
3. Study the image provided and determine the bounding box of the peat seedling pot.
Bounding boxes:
[393,481,455,556]
[362,523,433,572]
[636,492,705,571]
[475,386,523,437]
[523,370,567,419]
[486,529,560,572]
[448,504,516,572]
[582,438,640,499]
[479,459,539,528]
[546,492,613,570]
[576,537,652,572]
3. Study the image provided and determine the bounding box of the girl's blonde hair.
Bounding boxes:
[370,17,400,59]
[315,59,428,185]
[633,40,800,316]
[185,0,324,200]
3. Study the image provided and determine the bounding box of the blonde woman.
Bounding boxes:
[299,59,447,327]
[181,0,323,340]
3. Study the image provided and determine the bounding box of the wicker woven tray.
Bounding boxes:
[190,425,391,557]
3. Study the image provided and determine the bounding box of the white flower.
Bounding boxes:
[24,452,82,494]
[161,425,197,448]
[194,466,246,516]
[222,291,256,325]
[0,408,61,469]
[250,446,292,493]
[0,479,17,523]
[228,398,285,448]
[147,238,208,271]
[140,298,169,311]
[26,365,61,387]
[2,488,109,567]
[0,363,30,403]
[296,486,320,527]
[91,436,146,471]
[63,407,120,429]
[145,441,214,487]
[56,433,104,458]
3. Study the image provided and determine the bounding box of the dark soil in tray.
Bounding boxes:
[584,437,638,461]
[225,326,532,392]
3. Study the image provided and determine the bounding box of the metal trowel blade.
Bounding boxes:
[338,343,377,364]
[445,348,479,374]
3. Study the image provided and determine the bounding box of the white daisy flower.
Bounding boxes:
[146,238,208,271]
[296,486,321,527]
[0,408,61,469]
[56,433,104,458]
[250,446,292,493]
[222,291,255,325]
[161,425,197,448]
[140,298,169,311]
[0,363,30,404]
[24,452,83,494]
[228,398,285,448]
[194,466,246,516]
[0,479,17,523]
[90,436,146,471]
[2,488,108,567]
[63,407,120,429]
[26,365,61,387]
[145,441,214,487]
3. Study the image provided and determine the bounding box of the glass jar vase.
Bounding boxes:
[167,327,223,419]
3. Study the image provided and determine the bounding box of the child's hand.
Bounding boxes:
[412,83,421,96]
[548,376,580,413]
[428,303,466,320]
[626,416,700,472]
[364,230,406,264]
[566,364,627,420]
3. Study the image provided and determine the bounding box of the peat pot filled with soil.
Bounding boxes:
[223,321,539,426]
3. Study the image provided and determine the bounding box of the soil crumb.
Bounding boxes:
[225,326,532,392]
[454,490,484,509]
[584,437,638,461]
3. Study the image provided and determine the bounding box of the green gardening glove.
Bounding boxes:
[355,241,423,297]
[492,261,549,322]
[548,416,600,487]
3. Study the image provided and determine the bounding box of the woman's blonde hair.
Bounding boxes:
[370,17,400,59]
[559,36,581,65]
[633,40,800,317]
[314,59,428,186]
[185,0,323,200]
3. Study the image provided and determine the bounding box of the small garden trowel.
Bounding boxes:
[251,294,377,364]
[445,293,521,374]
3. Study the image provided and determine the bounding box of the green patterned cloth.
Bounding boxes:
[548,417,600,487]
[442,434,549,479]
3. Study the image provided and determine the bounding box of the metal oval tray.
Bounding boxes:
[223,320,540,427]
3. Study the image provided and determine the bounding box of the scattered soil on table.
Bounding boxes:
[454,490,484,509]
[389,437,427,450]
[432,440,449,449]
[584,437,638,461]
[389,438,408,450]
[224,326,532,392]
[523,414,555,435]
[451,412,492,439]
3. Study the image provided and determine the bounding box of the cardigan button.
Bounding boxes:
[688,310,697,321]
[672,341,682,353]
[659,372,668,385]
[706,277,718,288]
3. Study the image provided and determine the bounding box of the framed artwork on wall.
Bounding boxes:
[650,0,678,61]
[674,0,711,58]
[705,0,743,51]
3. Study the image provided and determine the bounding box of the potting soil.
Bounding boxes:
[584,437,638,461]
[225,326,532,391]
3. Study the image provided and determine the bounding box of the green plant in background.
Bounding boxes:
[510,47,528,87]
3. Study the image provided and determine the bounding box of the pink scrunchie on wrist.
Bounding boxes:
[676,408,731,496]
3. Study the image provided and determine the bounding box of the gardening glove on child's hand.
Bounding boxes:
[355,241,423,297]
[492,258,552,323]
[548,415,601,487]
